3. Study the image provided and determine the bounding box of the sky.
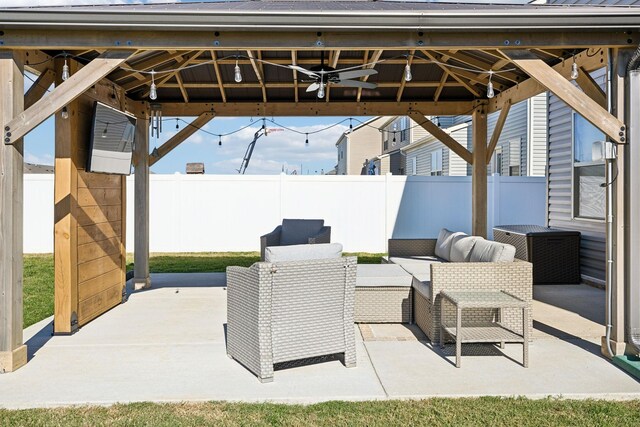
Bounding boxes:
[10,0,372,175]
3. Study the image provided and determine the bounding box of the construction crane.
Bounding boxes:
[237,123,284,174]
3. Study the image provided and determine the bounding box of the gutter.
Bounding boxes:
[1,8,640,31]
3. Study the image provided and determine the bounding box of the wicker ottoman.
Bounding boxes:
[355,264,413,323]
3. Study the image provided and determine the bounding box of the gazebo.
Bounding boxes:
[1,1,639,373]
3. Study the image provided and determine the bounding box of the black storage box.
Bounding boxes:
[493,225,581,284]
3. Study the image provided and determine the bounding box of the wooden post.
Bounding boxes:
[53,58,80,335]
[472,105,488,238]
[0,51,27,372]
[133,105,151,290]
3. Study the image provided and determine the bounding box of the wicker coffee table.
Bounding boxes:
[439,290,529,368]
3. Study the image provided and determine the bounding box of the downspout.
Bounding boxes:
[604,49,615,358]
[626,45,640,354]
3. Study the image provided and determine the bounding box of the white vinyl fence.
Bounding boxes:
[24,173,546,254]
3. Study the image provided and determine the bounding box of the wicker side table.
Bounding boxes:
[439,290,529,368]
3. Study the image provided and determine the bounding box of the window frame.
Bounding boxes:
[571,112,606,222]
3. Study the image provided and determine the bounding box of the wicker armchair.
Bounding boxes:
[260,219,331,261]
[388,239,532,343]
[226,256,357,382]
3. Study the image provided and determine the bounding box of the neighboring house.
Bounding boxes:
[372,116,429,175]
[547,67,608,285]
[403,93,548,177]
[24,163,54,174]
[335,116,391,175]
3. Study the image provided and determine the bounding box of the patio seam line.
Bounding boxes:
[362,341,390,398]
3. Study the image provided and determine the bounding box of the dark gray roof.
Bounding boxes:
[2,1,640,31]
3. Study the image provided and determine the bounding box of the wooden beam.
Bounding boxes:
[210,50,227,103]
[175,72,189,103]
[141,50,204,97]
[434,71,449,102]
[158,81,466,90]
[291,51,299,103]
[24,68,55,109]
[160,100,476,117]
[486,99,511,164]
[421,50,482,97]
[409,111,473,164]
[133,103,150,290]
[488,47,606,113]
[122,50,201,92]
[247,50,267,103]
[3,29,634,50]
[0,51,27,373]
[149,113,215,166]
[111,50,182,82]
[445,50,521,84]
[396,50,415,102]
[472,106,488,238]
[3,50,134,145]
[502,49,625,143]
[357,50,382,102]
[576,66,607,109]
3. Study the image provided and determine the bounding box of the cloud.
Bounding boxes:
[203,122,346,174]
[25,151,53,165]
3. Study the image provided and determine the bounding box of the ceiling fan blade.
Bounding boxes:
[334,80,377,90]
[336,69,378,80]
[288,65,320,78]
[306,82,320,92]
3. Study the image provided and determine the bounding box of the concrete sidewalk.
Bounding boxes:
[0,274,638,408]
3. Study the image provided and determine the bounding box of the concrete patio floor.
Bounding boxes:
[0,273,638,408]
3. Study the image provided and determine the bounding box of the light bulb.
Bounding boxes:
[149,70,157,100]
[62,59,70,81]
[393,133,396,143]
[349,118,353,130]
[234,61,242,83]
[317,83,325,99]
[487,80,495,99]
[218,136,222,146]
[404,62,412,82]
[175,119,179,130]
[61,106,69,119]
[102,124,108,138]
[305,134,309,145]
[571,62,579,80]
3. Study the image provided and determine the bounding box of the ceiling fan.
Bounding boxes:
[288,51,378,98]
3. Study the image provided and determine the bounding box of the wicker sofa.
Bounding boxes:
[386,230,533,344]
[226,243,356,382]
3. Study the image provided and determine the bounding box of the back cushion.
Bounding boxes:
[469,239,516,263]
[449,235,482,262]
[280,219,324,246]
[265,242,342,263]
[434,228,464,261]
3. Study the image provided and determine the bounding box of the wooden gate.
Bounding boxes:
[53,63,128,334]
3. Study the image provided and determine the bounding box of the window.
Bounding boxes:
[495,147,503,176]
[573,113,606,220]
[430,149,443,176]
[410,156,417,175]
[400,117,409,142]
[509,165,520,176]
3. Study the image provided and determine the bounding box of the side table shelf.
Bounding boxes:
[440,291,529,368]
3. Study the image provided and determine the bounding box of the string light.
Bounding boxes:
[149,70,158,101]
[218,135,222,146]
[305,133,309,145]
[61,106,69,119]
[487,70,495,99]
[175,118,179,130]
[62,56,70,81]
[404,56,412,82]
[349,118,353,131]
[102,123,109,138]
[570,57,579,80]
[234,58,243,83]
[392,132,396,143]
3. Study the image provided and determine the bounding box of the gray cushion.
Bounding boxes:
[449,235,482,262]
[469,239,516,263]
[280,219,324,246]
[434,228,464,261]
[388,255,444,264]
[412,279,431,299]
[356,264,412,287]
[265,242,342,263]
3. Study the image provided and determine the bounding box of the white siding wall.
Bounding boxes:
[547,67,607,282]
[403,125,469,176]
[529,93,549,176]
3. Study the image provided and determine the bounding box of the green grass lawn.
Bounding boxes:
[1,398,639,426]
[24,252,384,328]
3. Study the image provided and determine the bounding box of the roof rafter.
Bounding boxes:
[357,49,382,102]
[396,49,415,102]
[210,50,227,103]
[421,50,482,97]
[247,49,267,103]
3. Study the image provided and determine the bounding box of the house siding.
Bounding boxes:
[547,66,607,283]
[403,124,469,176]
